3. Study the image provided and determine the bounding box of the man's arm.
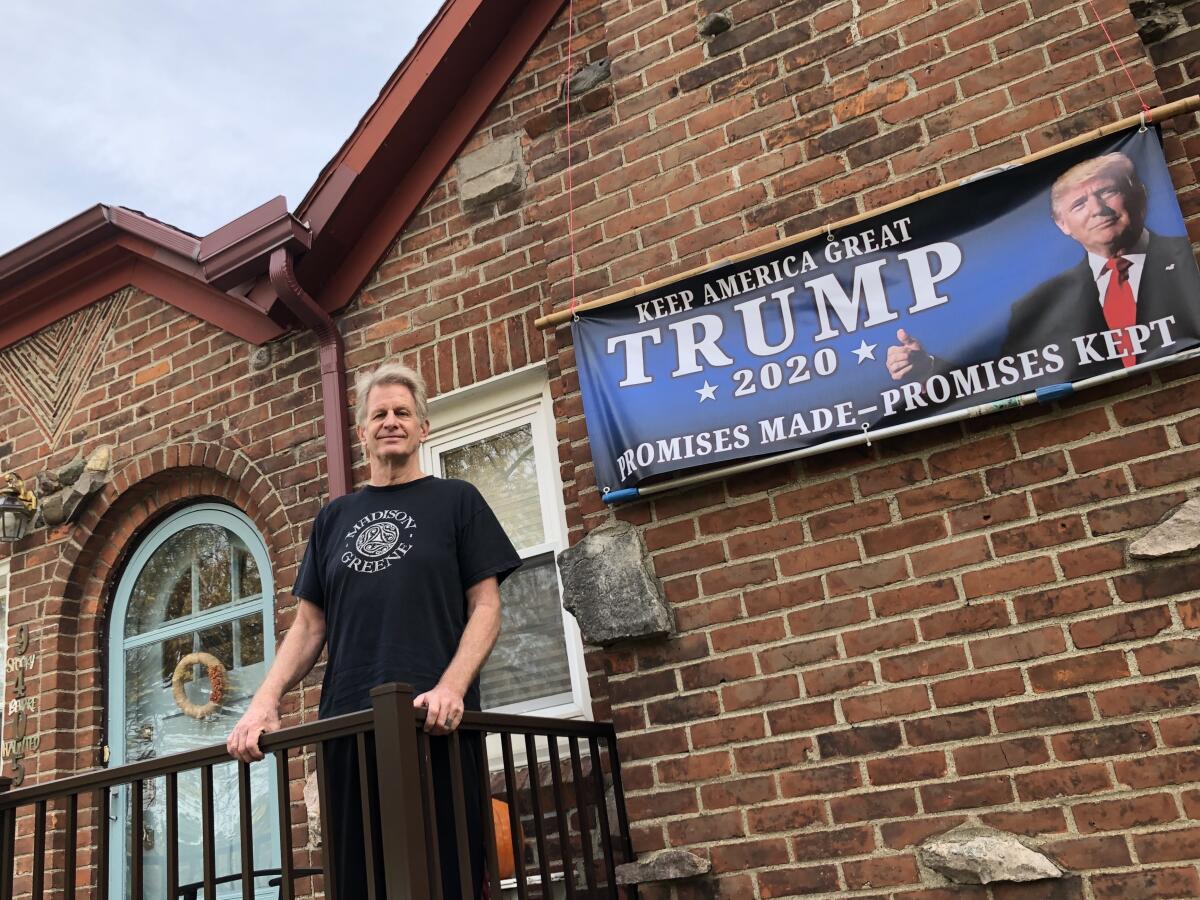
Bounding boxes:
[226,598,327,762]
[414,576,502,735]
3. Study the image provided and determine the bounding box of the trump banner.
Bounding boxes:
[572,126,1200,496]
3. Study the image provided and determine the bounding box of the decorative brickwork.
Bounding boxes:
[0,288,129,443]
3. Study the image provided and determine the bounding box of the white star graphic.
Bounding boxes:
[853,340,877,364]
[696,381,717,402]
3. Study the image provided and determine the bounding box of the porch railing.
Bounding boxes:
[0,683,636,900]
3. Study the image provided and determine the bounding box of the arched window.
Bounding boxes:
[107,503,278,899]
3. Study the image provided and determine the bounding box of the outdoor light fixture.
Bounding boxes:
[0,474,37,543]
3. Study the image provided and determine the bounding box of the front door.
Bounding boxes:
[107,505,280,899]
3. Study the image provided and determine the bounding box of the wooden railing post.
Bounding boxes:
[370,683,431,900]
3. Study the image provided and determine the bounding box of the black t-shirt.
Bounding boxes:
[293,476,521,718]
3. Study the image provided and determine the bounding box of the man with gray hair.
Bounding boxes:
[887,150,1200,386]
[227,361,520,898]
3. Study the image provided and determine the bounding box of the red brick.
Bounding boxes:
[920,601,1009,639]
[1044,834,1131,870]
[791,825,874,861]
[862,515,947,555]
[1054,722,1157,761]
[701,558,778,594]
[921,775,1013,812]
[1073,793,1180,834]
[698,499,773,534]
[778,537,860,575]
[896,474,985,517]
[1017,762,1112,801]
[788,596,869,637]
[991,514,1086,556]
[708,838,789,874]
[1091,867,1200,900]
[830,787,918,823]
[1096,676,1200,718]
[867,750,947,786]
[721,674,802,711]
[690,714,766,749]
[1089,491,1189,537]
[735,736,815,773]
[774,478,853,517]
[954,737,1049,776]
[817,722,903,759]
[1071,605,1172,649]
[872,577,959,615]
[757,636,839,675]
[1160,713,1200,748]
[1115,750,1200,790]
[1031,469,1129,515]
[970,625,1066,667]
[842,619,917,657]
[1028,650,1130,692]
[802,661,874,696]
[1070,426,1170,473]
[726,521,805,559]
[711,616,787,652]
[841,684,931,724]
[747,799,826,834]
[1012,579,1114,623]
[843,853,920,890]
[647,691,722,726]
[855,458,927,495]
[929,434,1015,477]
[809,498,891,539]
[980,807,1068,836]
[1057,541,1125,579]
[766,699,838,735]
[909,535,992,577]
[1017,407,1109,453]
[985,450,1069,492]
[931,668,1024,708]
[881,644,967,682]
[666,809,745,844]
[1114,560,1200,603]
[657,750,733,784]
[948,494,1031,534]
[743,577,823,614]
[757,865,839,898]
[879,816,966,850]
[780,763,860,798]
[906,709,991,746]
[994,694,1095,733]
[653,540,727,577]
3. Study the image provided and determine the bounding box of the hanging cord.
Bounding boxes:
[1084,0,1152,114]
[565,0,579,320]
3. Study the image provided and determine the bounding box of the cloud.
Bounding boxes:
[0,0,444,252]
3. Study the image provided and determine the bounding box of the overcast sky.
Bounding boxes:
[0,1,444,253]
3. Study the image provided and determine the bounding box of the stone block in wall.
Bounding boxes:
[458,134,526,208]
[1130,496,1200,558]
[558,521,673,646]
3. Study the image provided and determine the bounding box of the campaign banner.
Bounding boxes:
[573,126,1200,494]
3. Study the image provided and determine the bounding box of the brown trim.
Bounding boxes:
[311,0,566,316]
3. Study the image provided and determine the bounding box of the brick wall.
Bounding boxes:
[0,0,1199,897]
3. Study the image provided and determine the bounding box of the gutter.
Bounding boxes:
[269,247,353,499]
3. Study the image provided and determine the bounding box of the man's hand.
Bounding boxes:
[226,698,282,763]
[886,328,933,381]
[414,684,466,735]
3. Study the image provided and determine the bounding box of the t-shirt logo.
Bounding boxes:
[341,510,417,574]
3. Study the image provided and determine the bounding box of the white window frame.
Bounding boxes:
[421,363,591,722]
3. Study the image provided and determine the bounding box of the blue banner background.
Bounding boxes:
[574,128,1199,493]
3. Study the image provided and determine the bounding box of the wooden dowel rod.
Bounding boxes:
[535,95,1200,329]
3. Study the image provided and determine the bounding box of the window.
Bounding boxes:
[423,365,589,719]
[107,504,278,899]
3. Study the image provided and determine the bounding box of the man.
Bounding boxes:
[227,362,521,898]
[887,151,1200,386]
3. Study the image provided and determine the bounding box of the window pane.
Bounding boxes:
[239,613,265,668]
[126,524,254,635]
[481,554,572,710]
[441,423,545,549]
[237,548,262,598]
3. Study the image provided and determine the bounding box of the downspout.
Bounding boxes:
[268,247,353,499]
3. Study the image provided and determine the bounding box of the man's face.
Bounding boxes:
[1053,172,1146,258]
[358,383,429,466]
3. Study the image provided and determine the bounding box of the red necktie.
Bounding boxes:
[1103,256,1136,368]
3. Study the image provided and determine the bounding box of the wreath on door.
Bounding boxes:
[171,652,227,719]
